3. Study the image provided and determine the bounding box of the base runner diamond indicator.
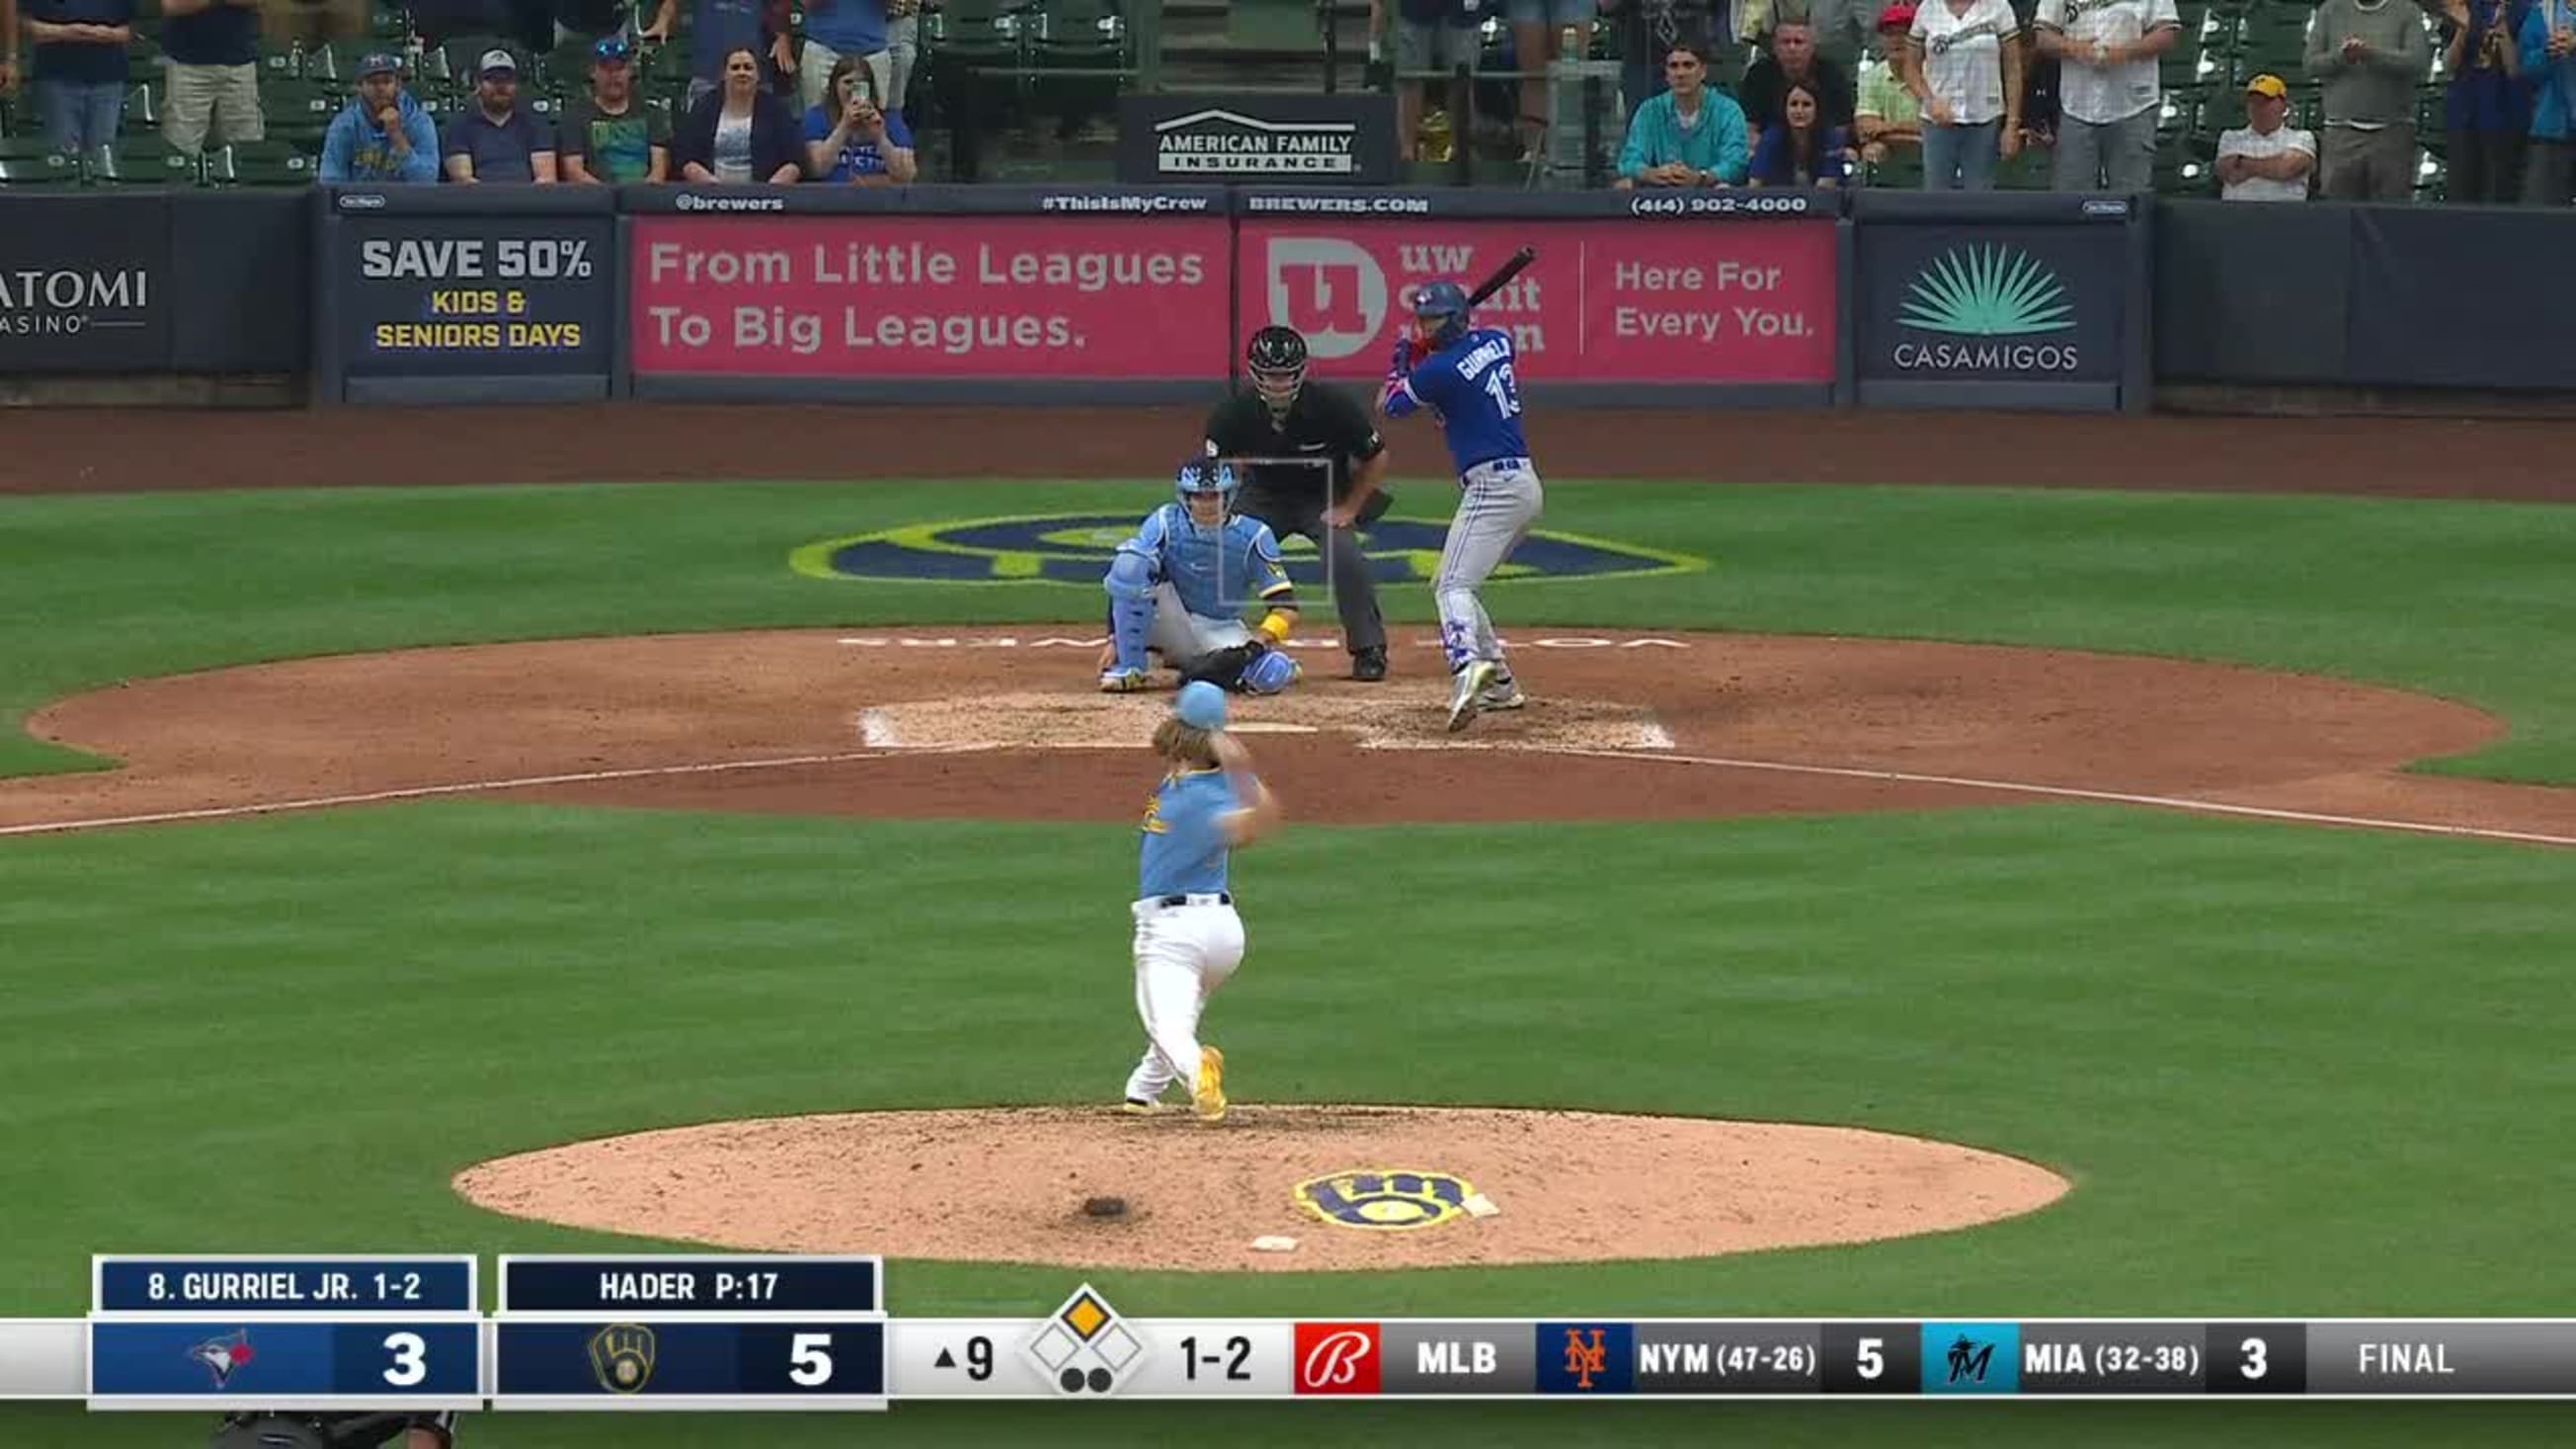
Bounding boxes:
[1024,1285,1145,1399]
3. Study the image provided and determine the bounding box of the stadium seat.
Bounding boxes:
[204,139,320,185]
[94,135,201,184]
[0,138,84,185]
[120,82,157,131]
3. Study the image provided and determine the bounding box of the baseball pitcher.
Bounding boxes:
[1378,279,1543,731]
[1098,459,1304,696]
[1121,681,1282,1121]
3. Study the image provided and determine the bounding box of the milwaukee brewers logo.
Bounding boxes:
[792,514,1700,587]
[588,1324,658,1395]
[1291,1167,1475,1232]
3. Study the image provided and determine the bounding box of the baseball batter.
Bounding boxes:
[1379,279,1543,731]
[1098,459,1304,696]
[1121,681,1282,1122]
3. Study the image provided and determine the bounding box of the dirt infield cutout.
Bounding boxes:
[452,1106,2074,1272]
[8,625,2564,841]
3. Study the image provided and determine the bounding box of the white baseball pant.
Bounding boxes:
[1436,457,1545,674]
[1122,897,1243,1103]
[1147,582,1253,669]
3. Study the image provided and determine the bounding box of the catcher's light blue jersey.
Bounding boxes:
[1386,326,1530,477]
[1138,766,1241,898]
[1119,504,1294,620]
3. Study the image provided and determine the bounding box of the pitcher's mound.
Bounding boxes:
[453,1105,2069,1272]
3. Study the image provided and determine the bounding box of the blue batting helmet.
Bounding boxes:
[1242,647,1300,695]
[1412,280,1472,350]
[1173,457,1240,512]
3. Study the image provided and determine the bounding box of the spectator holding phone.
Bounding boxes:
[676,43,803,182]
[802,51,915,182]
[321,51,441,181]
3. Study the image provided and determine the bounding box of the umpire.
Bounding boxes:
[1205,325,1396,683]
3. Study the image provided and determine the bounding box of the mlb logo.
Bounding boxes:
[1920,1322,2021,1395]
[1293,1323,1381,1395]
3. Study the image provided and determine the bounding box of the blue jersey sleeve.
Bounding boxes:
[1239,521,1296,604]
[1120,506,1173,577]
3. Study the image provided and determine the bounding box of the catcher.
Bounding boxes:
[1096,458,1303,696]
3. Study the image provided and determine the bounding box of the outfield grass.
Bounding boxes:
[1,480,2571,781]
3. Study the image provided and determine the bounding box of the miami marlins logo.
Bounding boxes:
[1946,1334,1995,1385]
[188,1329,256,1389]
[792,515,1701,588]
[1563,1328,1609,1391]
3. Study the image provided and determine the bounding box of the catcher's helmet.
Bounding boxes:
[1246,324,1308,417]
[1173,457,1240,518]
[1412,280,1472,350]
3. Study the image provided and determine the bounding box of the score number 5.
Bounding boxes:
[789,1333,836,1387]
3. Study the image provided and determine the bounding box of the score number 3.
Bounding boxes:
[383,1331,428,1387]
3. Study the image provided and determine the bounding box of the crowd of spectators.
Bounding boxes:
[2,0,916,186]
[1380,0,2576,199]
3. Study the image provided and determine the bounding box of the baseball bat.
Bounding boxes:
[1468,247,1537,307]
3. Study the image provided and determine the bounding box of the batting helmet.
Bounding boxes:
[1247,325,1308,418]
[1172,457,1240,520]
[1412,280,1472,350]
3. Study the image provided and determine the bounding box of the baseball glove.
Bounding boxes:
[1182,639,1270,692]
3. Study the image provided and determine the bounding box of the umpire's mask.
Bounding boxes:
[1247,325,1308,422]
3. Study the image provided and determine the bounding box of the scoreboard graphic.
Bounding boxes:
[29,1253,2576,1415]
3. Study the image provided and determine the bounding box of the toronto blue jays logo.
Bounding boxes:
[1292,1167,1477,1231]
[188,1328,256,1389]
[792,514,1702,587]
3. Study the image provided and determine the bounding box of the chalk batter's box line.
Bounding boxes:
[1215,454,1339,607]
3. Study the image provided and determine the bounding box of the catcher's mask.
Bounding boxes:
[1246,324,1308,420]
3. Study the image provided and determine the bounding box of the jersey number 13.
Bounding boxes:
[1483,362,1522,419]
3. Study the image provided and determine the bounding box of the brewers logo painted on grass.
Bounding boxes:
[1293,1167,1476,1231]
[791,514,1702,587]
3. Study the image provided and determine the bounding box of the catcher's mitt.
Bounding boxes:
[1181,639,1269,692]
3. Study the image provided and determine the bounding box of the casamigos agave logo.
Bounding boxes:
[1900,246,2073,336]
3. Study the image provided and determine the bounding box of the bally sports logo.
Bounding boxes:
[1294,1323,1382,1395]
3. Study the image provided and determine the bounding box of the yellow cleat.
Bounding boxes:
[1193,1045,1228,1122]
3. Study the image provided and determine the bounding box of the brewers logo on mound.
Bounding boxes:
[1293,1167,1477,1231]
[791,514,1701,587]
[588,1323,657,1394]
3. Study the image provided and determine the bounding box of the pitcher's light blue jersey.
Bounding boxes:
[1119,504,1295,620]
[1138,766,1242,898]
[1384,326,1530,476]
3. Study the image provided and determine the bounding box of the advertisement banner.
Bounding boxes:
[334,204,615,378]
[627,214,1234,379]
[0,195,169,373]
[1117,94,1401,186]
[1235,217,1838,385]
[1856,224,2124,385]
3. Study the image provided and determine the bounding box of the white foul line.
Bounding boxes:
[0,752,898,839]
[1536,745,2576,849]
[0,742,2566,850]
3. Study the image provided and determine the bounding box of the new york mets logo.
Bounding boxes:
[1291,1167,1476,1232]
[1564,1328,1609,1391]
[792,514,1701,587]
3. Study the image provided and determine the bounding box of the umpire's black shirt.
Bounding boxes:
[1203,382,1386,514]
